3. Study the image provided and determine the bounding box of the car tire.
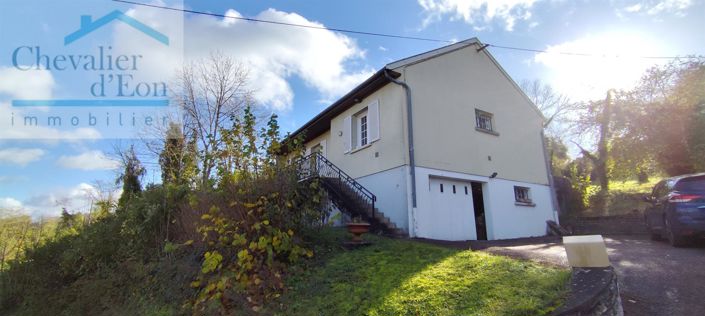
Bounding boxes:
[665,217,687,247]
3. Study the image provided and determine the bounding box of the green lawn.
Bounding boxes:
[583,177,663,216]
[272,229,570,316]
[607,178,662,194]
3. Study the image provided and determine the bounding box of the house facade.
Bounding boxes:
[290,38,559,241]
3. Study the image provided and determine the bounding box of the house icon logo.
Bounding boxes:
[64,10,169,46]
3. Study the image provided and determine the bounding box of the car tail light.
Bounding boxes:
[669,194,702,203]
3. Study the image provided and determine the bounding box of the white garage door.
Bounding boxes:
[420,178,477,241]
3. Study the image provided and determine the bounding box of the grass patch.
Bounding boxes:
[271,229,570,316]
[607,178,662,194]
[580,177,664,216]
[3,228,569,315]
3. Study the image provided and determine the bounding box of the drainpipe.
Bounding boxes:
[541,130,561,224]
[384,69,417,208]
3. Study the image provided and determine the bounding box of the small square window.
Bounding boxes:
[475,109,494,132]
[514,186,531,203]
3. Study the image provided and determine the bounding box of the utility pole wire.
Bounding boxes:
[113,0,698,60]
[112,0,453,44]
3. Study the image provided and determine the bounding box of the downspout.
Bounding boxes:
[384,69,417,208]
[541,129,561,224]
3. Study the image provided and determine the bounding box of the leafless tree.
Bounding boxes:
[520,79,573,136]
[174,52,254,187]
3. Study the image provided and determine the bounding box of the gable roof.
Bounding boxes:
[287,37,544,145]
[386,38,480,69]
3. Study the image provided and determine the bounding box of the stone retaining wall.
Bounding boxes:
[563,214,647,235]
[554,267,623,316]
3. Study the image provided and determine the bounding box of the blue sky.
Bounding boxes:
[1,0,703,217]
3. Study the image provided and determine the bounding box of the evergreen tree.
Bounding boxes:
[116,146,146,210]
[242,105,259,174]
[160,123,186,185]
[159,123,197,186]
[260,113,281,167]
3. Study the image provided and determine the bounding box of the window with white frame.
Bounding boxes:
[344,100,380,153]
[475,109,494,132]
[514,186,531,203]
[359,113,368,147]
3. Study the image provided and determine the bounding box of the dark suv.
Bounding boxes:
[644,173,705,247]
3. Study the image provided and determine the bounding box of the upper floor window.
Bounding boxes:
[475,109,494,132]
[359,114,368,147]
[344,100,380,153]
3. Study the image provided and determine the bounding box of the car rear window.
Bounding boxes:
[675,176,705,192]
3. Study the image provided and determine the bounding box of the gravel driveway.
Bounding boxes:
[467,235,705,316]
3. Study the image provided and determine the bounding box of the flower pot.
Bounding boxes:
[347,222,371,243]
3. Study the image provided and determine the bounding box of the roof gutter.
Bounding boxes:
[384,68,417,208]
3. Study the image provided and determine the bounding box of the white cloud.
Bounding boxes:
[19,182,111,218]
[115,6,374,111]
[0,67,54,100]
[0,147,45,166]
[0,197,23,211]
[0,67,102,141]
[620,0,693,16]
[646,0,692,15]
[624,3,643,12]
[57,150,120,170]
[533,32,669,102]
[418,0,538,31]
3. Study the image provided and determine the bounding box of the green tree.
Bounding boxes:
[116,146,146,210]
[159,122,197,186]
[612,59,705,176]
[242,105,259,174]
[573,90,615,193]
[260,113,281,167]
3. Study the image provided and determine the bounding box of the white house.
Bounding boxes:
[290,38,559,241]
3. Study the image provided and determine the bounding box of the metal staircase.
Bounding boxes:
[297,152,405,236]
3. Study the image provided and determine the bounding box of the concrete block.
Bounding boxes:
[563,235,610,268]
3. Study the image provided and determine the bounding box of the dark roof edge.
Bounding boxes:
[286,68,399,143]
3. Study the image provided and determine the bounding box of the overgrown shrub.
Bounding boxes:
[187,165,327,313]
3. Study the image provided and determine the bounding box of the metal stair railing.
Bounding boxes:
[297,152,376,220]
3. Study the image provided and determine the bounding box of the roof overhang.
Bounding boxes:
[285,68,400,147]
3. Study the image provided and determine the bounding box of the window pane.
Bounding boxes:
[360,116,368,146]
[675,176,705,192]
[514,186,530,202]
[475,110,493,131]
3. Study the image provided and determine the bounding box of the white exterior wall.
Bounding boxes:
[355,166,410,232]
[308,84,408,179]
[413,166,555,240]
[299,41,556,240]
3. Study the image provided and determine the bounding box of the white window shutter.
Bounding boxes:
[368,100,380,142]
[320,139,327,157]
[343,116,352,153]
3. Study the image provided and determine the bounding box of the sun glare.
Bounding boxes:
[534,31,670,101]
